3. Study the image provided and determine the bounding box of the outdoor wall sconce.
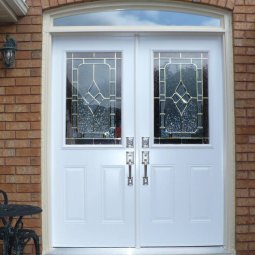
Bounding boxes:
[0,35,16,68]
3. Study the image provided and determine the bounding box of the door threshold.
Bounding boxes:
[44,247,235,255]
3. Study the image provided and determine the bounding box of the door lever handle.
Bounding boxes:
[142,151,149,185]
[126,152,134,186]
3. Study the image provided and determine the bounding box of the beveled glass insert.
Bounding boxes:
[54,10,221,27]
[154,52,209,144]
[66,52,122,145]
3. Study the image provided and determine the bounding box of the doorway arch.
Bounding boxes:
[42,1,235,254]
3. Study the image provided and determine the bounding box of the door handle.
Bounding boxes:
[142,151,149,185]
[126,152,134,186]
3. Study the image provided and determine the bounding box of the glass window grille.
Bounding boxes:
[66,52,122,145]
[154,52,209,144]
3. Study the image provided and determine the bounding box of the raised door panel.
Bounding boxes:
[64,167,87,221]
[151,166,175,222]
[102,166,125,222]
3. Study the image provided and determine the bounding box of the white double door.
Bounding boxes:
[51,35,224,247]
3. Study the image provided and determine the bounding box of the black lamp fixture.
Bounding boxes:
[0,35,16,68]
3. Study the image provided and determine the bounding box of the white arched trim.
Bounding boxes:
[44,0,230,33]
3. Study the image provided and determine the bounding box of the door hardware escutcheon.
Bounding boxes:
[142,137,149,148]
[126,152,134,186]
[126,137,134,148]
[142,151,149,185]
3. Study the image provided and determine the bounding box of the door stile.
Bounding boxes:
[135,35,151,248]
[134,35,140,248]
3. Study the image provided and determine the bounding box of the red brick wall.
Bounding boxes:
[0,0,42,254]
[0,0,254,254]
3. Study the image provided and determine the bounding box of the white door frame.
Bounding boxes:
[41,1,235,255]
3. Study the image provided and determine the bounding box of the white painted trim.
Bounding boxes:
[47,0,225,27]
[0,0,17,23]
[44,247,235,255]
[41,1,235,255]
[42,13,53,253]
[5,0,29,16]
[0,0,28,23]
[222,13,236,254]
[45,0,226,34]
[49,27,226,33]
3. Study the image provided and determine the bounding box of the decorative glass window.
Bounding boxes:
[154,52,209,144]
[54,10,221,27]
[66,52,122,145]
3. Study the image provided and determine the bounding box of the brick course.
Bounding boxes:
[0,0,254,254]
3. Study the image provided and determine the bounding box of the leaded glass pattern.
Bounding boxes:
[66,52,122,145]
[154,52,209,144]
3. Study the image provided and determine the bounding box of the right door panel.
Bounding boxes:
[137,35,224,246]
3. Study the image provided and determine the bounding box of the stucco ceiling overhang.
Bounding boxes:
[0,0,28,23]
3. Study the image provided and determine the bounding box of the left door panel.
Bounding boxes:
[51,36,135,247]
